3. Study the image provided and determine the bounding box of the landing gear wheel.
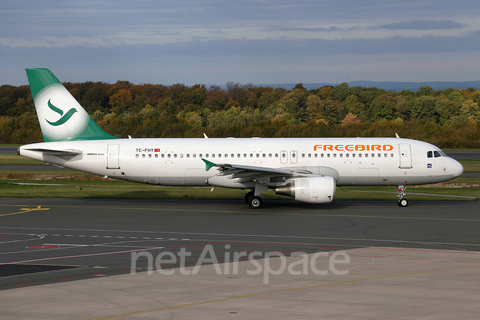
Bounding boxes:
[396,185,408,207]
[248,196,263,209]
[397,199,409,207]
[244,191,254,204]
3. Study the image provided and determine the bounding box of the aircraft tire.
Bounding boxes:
[397,199,409,207]
[245,191,254,204]
[248,196,263,209]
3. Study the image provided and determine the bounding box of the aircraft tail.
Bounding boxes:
[25,68,118,142]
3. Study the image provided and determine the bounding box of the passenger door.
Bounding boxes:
[399,143,412,169]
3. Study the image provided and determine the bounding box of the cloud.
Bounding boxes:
[263,26,342,32]
[151,32,480,57]
[373,19,467,30]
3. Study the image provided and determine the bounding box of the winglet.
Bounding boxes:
[202,158,216,171]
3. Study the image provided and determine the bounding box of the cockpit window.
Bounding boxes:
[428,150,446,158]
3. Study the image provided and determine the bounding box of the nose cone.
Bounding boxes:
[452,160,464,177]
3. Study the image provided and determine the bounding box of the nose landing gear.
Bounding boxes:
[397,185,408,207]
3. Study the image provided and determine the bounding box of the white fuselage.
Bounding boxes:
[20,137,463,188]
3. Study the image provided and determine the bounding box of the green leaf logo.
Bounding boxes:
[45,99,78,126]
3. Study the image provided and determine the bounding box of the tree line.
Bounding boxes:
[1,81,479,148]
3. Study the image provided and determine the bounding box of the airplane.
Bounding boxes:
[18,68,464,209]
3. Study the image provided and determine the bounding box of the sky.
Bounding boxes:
[2,0,480,86]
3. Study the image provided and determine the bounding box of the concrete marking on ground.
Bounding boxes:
[0,206,49,217]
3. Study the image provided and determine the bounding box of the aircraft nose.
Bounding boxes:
[452,160,464,177]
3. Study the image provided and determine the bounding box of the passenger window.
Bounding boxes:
[352,154,356,158]
[136,154,139,158]
[263,154,266,158]
[193,154,196,158]
[308,153,311,158]
[333,154,337,158]
[315,154,318,158]
[256,154,260,158]
[275,153,279,158]
[218,154,221,158]
[321,154,324,158]
[269,153,272,158]
[186,154,190,158]
[346,154,349,158]
[340,154,343,158]
[205,154,209,158]
[161,154,165,158]
[142,154,146,158]
[174,154,177,158]
[212,154,215,158]
[384,153,387,158]
[302,153,305,158]
[180,154,183,158]
[250,154,253,158]
[327,154,330,158]
[167,154,171,158]
[244,154,247,158]
[427,151,433,158]
[155,154,158,158]
[237,154,240,158]
[391,153,394,157]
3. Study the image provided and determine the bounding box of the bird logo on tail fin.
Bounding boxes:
[45,99,78,126]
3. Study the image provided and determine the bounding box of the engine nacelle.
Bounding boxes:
[275,176,336,204]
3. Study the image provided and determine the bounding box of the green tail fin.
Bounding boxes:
[25,68,118,142]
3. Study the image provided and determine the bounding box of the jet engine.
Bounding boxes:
[275,176,336,203]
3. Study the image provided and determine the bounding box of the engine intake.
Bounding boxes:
[275,176,336,203]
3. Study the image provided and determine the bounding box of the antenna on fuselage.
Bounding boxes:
[203,133,209,139]
[395,133,400,138]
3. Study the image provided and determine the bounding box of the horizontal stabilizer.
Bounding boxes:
[23,148,82,156]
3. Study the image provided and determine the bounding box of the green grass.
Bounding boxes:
[459,160,480,172]
[443,149,480,152]
[0,155,49,165]
[0,144,21,147]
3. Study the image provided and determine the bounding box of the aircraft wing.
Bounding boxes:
[202,158,294,176]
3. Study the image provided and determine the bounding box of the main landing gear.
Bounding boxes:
[397,185,408,207]
[245,182,268,209]
[245,191,263,209]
